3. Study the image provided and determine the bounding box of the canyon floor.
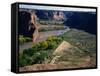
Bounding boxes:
[19,29,96,72]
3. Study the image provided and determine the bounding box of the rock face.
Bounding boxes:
[18,10,66,37]
[36,10,66,21]
[19,9,97,36]
[18,11,34,38]
[53,11,66,21]
[53,41,72,55]
[64,12,97,34]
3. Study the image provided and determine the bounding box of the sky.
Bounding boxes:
[19,4,96,12]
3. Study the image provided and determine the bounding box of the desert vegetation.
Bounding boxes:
[19,35,32,44]
[19,29,96,69]
[19,36,62,67]
[18,9,96,71]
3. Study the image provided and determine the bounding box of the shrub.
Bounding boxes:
[19,35,32,44]
[25,37,32,42]
[19,51,49,65]
[19,53,32,67]
[39,41,48,50]
[47,36,57,42]
[19,35,26,44]
[47,36,62,44]
[19,36,63,66]
[32,42,42,50]
[23,48,37,57]
[32,51,48,64]
[39,28,48,32]
[47,41,57,49]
